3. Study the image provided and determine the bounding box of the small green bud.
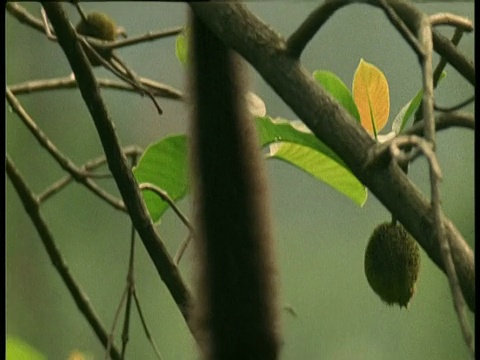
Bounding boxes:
[364,222,420,308]
[75,12,117,66]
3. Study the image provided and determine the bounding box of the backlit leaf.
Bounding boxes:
[256,117,367,206]
[352,59,390,136]
[268,142,367,206]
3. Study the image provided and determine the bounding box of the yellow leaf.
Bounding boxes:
[352,59,390,136]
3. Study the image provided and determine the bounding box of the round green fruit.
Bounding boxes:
[76,12,117,41]
[75,12,117,66]
[364,222,420,308]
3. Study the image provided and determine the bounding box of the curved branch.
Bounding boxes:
[286,0,347,58]
[190,2,475,312]
[404,111,474,137]
[429,12,474,31]
[284,0,474,85]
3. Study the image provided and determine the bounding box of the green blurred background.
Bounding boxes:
[6,2,474,360]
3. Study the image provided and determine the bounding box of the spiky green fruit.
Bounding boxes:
[75,12,117,66]
[364,222,420,308]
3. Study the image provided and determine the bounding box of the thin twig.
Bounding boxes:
[132,291,164,360]
[38,146,142,203]
[73,2,88,24]
[434,95,475,113]
[77,37,163,115]
[365,111,474,168]
[39,176,76,203]
[6,2,46,33]
[105,27,183,50]
[120,224,137,360]
[432,29,474,86]
[377,0,424,59]
[138,182,195,233]
[433,28,463,88]
[403,112,474,137]
[6,87,127,211]
[7,3,181,51]
[174,233,193,265]
[9,76,184,100]
[40,6,57,41]
[106,286,129,360]
[117,224,164,360]
[415,27,465,124]
[389,136,442,178]
[6,155,122,360]
[109,52,164,115]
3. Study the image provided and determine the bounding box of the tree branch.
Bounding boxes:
[37,145,143,204]
[6,155,122,360]
[6,87,127,212]
[286,0,348,58]
[189,1,475,312]
[9,76,184,100]
[41,2,197,337]
[404,111,474,137]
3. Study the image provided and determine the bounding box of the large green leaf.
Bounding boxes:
[256,117,344,164]
[269,142,367,206]
[256,117,367,206]
[133,135,188,223]
[134,117,368,224]
[313,70,361,122]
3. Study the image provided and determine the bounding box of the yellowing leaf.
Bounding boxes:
[352,59,390,136]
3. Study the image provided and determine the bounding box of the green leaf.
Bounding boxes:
[392,70,447,134]
[175,29,188,65]
[133,117,369,223]
[313,70,361,122]
[133,135,189,223]
[7,336,46,360]
[268,142,367,206]
[256,117,367,206]
[256,117,343,164]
